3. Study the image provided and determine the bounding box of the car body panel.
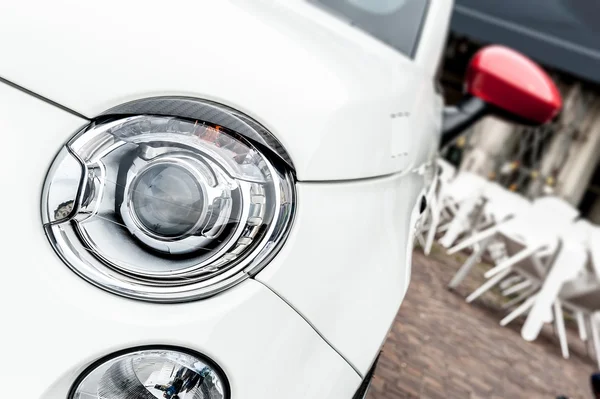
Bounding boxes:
[0,0,456,396]
[257,171,425,374]
[0,0,449,181]
[0,82,361,399]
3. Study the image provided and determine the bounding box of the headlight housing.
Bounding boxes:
[43,98,295,302]
[70,347,229,399]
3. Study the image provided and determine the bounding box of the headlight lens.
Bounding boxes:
[43,102,295,302]
[70,348,228,399]
[130,163,207,238]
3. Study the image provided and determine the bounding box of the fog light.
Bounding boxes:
[71,348,229,399]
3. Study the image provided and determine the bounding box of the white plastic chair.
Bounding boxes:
[420,169,488,255]
[447,196,579,291]
[519,233,589,359]
[518,221,600,362]
[464,218,592,361]
[450,211,600,363]
[438,182,531,250]
[417,158,457,253]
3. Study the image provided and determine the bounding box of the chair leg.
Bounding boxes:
[439,206,453,224]
[484,244,546,279]
[543,306,554,324]
[424,203,440,256]
[576,311,588,342]
[590,314,600,369]
[448,237,491,289]
[439,201,481,249]
[501,294,537,327]
[437,221,452,233]
[416,233,426,249]
[447,225,501,255]
[502,279,533,296]
[466,268,512,303]
[553,300,569,359]
[439,219,467,249]
[500,275,525,291]
[501,285,537,310]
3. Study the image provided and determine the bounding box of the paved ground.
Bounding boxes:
[367,246,597,399]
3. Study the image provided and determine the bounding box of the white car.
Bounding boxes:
[0,1,561,398]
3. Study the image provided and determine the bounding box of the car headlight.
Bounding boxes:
[42,98,295,302]
[70,347,229,399]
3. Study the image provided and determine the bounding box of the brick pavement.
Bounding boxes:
[366,247,596,399]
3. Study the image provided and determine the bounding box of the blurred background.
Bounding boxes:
[367,1,600,398]
[441,0,600,216]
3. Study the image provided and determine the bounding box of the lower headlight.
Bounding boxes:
[70,347,229,399]
[42,99,296,302]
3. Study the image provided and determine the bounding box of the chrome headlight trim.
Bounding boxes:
[42,99,296,303]
[100,96,294,170]
[68,345,231,399]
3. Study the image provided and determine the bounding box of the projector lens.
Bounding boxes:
[131,163,205,238]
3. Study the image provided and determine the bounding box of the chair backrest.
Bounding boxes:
[443,171,489,204]
[483,183,531,222]
[530,196,580,226]
[562,219,593,246]
[497,196,577,249]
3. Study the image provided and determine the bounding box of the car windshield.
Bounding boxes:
[314,0,430,57]
[347,0,409,14]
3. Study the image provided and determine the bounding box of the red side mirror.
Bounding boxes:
[441,45,564,147]
[466,45,562,124]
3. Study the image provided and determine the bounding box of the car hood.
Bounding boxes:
[0,0,443,180]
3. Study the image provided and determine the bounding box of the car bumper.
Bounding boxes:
[35,281,361,398]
